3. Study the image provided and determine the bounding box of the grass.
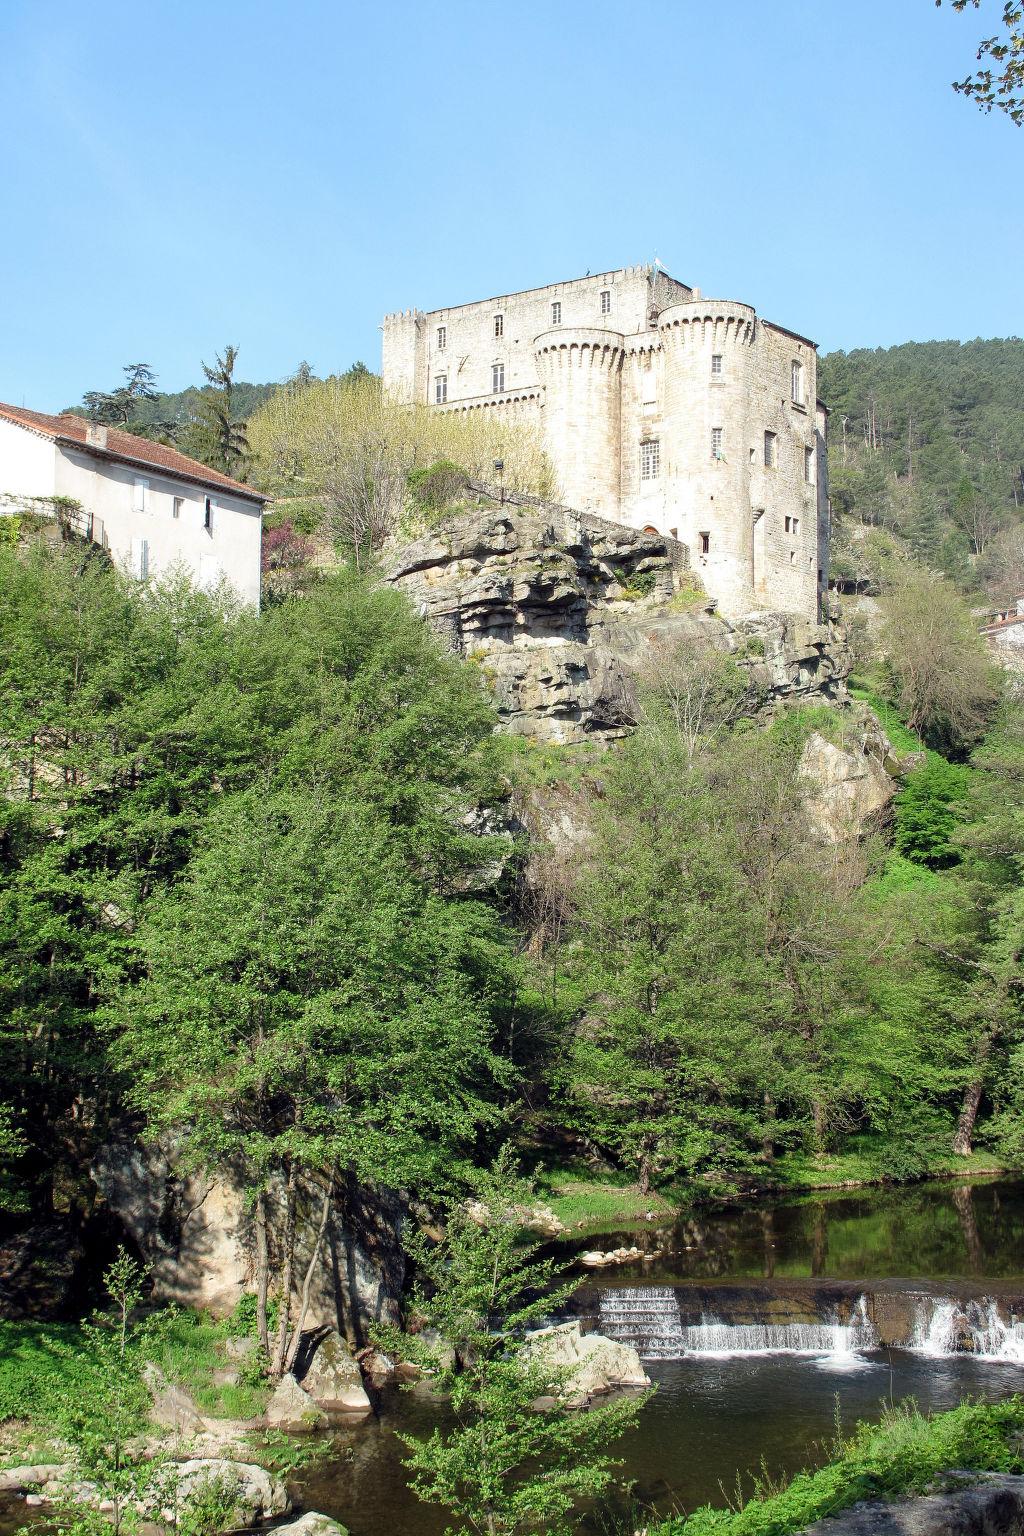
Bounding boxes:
[647,1396,1024,1536]
[771,1138,1016,1191]
[536,1173,675,1232]
[848,682,932,760]
[0,1307,271,1464]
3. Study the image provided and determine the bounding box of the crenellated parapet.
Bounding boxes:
[658,300,757,350]
[533,327,626,375]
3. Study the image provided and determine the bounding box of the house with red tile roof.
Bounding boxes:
[0,402,266,606]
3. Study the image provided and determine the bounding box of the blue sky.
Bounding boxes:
[1,0,1020,410]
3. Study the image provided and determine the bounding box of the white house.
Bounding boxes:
[0,402,265,606]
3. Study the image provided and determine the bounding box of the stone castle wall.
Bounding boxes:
[382,266,827,621]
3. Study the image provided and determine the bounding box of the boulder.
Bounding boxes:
[143,1362,206,1433]
[265,1372,327,1431]
[525,1320,650,1406]
[298,1329,372,1413]
[0,1464,67,1493]
[273,1515,349,1536]
[801,1473,1024,1536]
[157,1459,290,1524]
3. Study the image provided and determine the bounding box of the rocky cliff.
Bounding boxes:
[385,495,853,745]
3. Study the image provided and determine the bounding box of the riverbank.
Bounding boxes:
[540,1151,1022,1238]
[648,1396,1024,1536]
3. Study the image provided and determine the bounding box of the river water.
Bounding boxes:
[296,1177,1024,1536]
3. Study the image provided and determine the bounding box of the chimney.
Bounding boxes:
[86,424,108,449]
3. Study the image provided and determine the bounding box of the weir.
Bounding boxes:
[594,1285,1024,1363]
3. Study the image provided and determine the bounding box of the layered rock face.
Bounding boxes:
[385,499,852,745]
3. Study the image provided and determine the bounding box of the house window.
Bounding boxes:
[204,496,213,533]
[437,325,446,350]
[600,289,611,315]
[805,446,815,484]
[711,427,723,460]
[785,514,801,535]
[435,374,448,404]
[551,301,562,325]
[494,314,504,338]
[711,353,723,378]
[132,476,148,513]
[791,360,804,405]
[492,362,505,393]
[172,496,183,520]
[640,439,660,480]
[699,531,711,555]
[764,430,777,467]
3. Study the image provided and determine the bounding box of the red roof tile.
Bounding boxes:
[0,401,266,503]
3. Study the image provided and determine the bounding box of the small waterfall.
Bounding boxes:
[598,1288,876,1361]
[909,1295,1024,1361]
[598,1286,685,1359]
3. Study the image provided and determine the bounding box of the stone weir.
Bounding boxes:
[566,1282,1024,1363]
[383,492,853,746]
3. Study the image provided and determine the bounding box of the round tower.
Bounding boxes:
[534,328,624,515]
[658,301,758,616]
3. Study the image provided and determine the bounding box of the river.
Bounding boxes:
[295,1176,1024,1535]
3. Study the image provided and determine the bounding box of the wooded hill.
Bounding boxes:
[818,338,1024,596]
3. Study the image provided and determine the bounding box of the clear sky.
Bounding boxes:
[1,0,1020,411]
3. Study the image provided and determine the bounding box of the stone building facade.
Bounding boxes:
[382,265,829,620]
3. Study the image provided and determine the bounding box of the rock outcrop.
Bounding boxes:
[385,499,852,745]
[798,717,898,843]
[524,1320,650,1406]
[801,1474,1024,1536]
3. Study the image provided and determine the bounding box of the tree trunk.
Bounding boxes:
[284,1179,334,1375]
[254,1189,271,1355]
[272,1160,297,1377]
[953,1078,984,1157]
[950,1182,984,1273]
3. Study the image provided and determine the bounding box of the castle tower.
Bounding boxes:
[658,300,759,614]
[533,328,624,516]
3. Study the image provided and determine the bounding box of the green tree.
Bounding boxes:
[181,345,249,475]
[937,0,1024,124]
[893,757,971,868]
[390,1149,648,1536]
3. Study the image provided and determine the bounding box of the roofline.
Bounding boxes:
[386,265,694,323]
[0,404,266,503]
[763,318,819,351]
[60,435,267,505]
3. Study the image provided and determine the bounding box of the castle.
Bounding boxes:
[382,265,829,621]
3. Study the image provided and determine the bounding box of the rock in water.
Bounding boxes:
[299,1329,372,1413]
[274,1514,350,1536]
[159,1459,290,1523]
[524,1320,650,1406]
[265,1372,327,1431]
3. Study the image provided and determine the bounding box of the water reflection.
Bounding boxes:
[575,1177,1024,1284]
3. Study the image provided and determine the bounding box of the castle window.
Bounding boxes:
[699,531,711,555]
[492,362,505,393]
[764,430,777,468]
[435,373,448,404]
[791,360,804,405]
[711,427,723,460]
[805,446,815,484]
[437,325,446,350]
[601,289,611,315]
[640,439,660,480]
[494,314,504,338]
[711,353,723,378]
[551,301,562,325]
[785,514,801,535]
